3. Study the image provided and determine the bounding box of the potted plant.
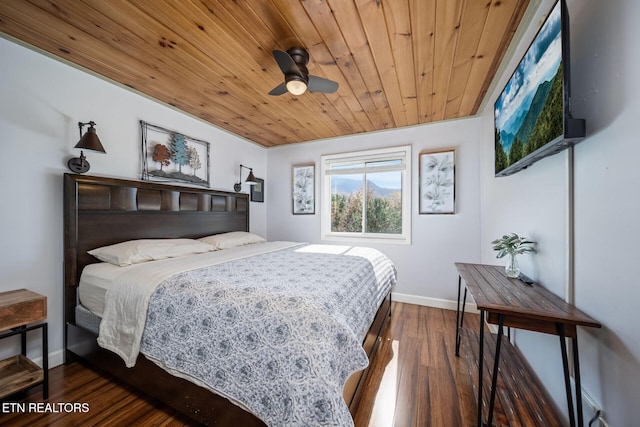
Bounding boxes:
[491,233,535,278]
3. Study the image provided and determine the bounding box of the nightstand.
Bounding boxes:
[0,289,48,399]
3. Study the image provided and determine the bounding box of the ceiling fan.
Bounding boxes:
[268,47,339,96]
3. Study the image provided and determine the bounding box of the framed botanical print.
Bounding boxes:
[419,149,455,214]
[292,164,315,214]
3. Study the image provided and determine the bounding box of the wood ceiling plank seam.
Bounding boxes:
[213,0,355,139]
[298,0,389,131]
[267,0,378,133]
[66,0,316,145]
[268,0,382,135]
[442,0,491,119]
[0,1,153,87]
[0,2,233,136]
[244,0,367,138]
[431,0,464,122]
[138,2,323,145]
[41,0,297,144]
[1,0,530,147]
[354,0,410,128]
[325,0,397,130]
[124,0,318,145]
[155,0,289,93]
[454,0,504,117]
[248,1,371,142]
[409,0,436,123]
[147,3,323,145]
[304,2,383,131]
[350,2,404,128]
[380,0,420,125]
[243,0,305,52]
[203,0,344,137]
[60,0,235,88]
[284,0,400,135]
[462,0,530,116]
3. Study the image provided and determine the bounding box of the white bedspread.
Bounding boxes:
[97,241,299,367]
[96,241,397,426]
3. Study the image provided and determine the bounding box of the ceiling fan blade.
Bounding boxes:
[308,75,339,93]
[268,82,288,96]
[272,50,302,77]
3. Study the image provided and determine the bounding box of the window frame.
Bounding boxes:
[320,145,412,245]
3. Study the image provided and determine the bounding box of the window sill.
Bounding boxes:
[321,233,411,246]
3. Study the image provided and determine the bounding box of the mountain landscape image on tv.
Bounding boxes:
[494,0,563,176]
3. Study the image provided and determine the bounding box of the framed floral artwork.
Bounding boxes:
[419,150,455,214]
[292,164,315,214]
[140,120,210,187]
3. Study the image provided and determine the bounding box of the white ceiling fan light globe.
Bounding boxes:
[286,79,307,95]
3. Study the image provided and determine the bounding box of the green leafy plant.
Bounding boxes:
[491,233,535,258]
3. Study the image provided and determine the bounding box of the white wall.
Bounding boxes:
[266,118,482,304]
[0,37,267,367]
[479,0,640,424]
[4,0,638,422]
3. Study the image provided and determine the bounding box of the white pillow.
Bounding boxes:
[88,239,214,266]
[198,231,265,250]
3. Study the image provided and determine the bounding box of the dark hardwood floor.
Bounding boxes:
[0,302,562,426]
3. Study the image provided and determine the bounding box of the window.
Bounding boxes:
[321,145,411,244]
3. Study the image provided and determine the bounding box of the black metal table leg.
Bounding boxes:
[557,323,576,427]
[455,276,468,356]
[477,310,484,427]
[20,325,27,355]
[573,336,584,427]
[456,276,461,355]
[486,314,505,427]
[42,322,48,399]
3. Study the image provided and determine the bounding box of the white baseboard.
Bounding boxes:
[32,349,65,369]
[391,292,479,313]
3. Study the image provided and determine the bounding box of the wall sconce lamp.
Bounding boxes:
[67,121,106,174]
[234,164,257,192]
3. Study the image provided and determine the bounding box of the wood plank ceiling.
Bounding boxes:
[0,0,529,147]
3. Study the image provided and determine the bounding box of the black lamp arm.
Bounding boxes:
[234,164,254,192]
[78,121,96,138]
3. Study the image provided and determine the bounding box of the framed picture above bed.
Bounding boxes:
[292,164,315,214]
[250,177,264,202]
[419,149,455,214]
[140,120,210,187]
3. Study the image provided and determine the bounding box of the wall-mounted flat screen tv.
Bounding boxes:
[494,0,585,177]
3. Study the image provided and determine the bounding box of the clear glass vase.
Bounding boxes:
[505,254,520,278]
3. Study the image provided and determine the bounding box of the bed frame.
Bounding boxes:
[63,173,391,426]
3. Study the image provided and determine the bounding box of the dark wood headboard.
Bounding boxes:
[63,173,250,325]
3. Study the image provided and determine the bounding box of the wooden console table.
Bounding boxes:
[454,263,600,427]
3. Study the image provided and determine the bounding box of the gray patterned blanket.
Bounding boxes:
[139,243,396,427]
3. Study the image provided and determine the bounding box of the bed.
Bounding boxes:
[63,173,395,426]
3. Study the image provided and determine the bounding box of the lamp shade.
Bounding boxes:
[68,121,106,174]
[75,122,106,153]
[246,169,257,184]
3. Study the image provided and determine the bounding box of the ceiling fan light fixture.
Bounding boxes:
[269,47,337,96]
[285,75,307,96]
